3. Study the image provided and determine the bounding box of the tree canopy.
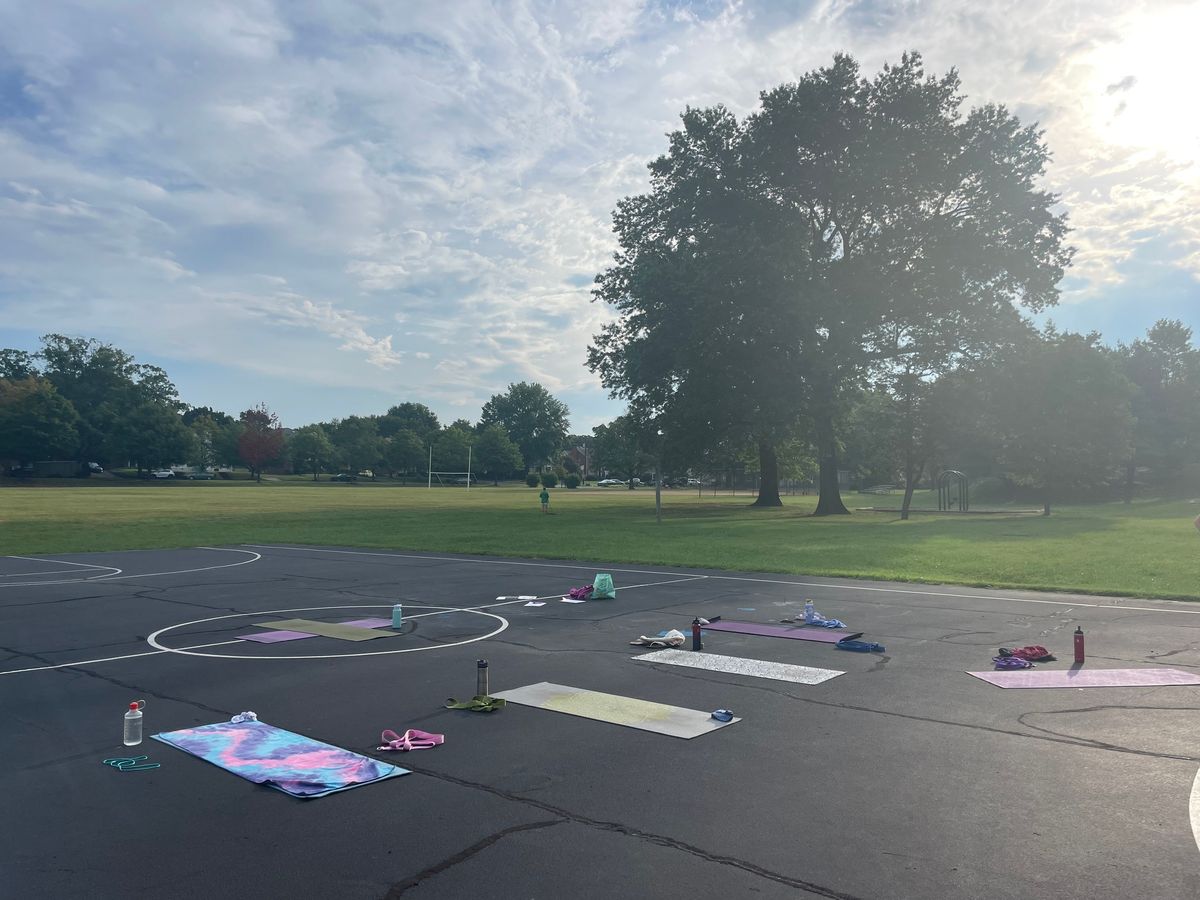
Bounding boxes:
[987,331,1133,515]
[479,382,570,471]
[237,404,285,481]
[590,52,1071,514]
[0,378,80,464]
[474,425,523,484]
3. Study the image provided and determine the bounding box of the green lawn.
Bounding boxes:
[2,481,1199,600]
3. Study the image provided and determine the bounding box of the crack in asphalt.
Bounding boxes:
[392,763,869,900]
[11,657,234,718]
[637,664,1200,763]
[382,819,563,897]
[1016,704,1200,751]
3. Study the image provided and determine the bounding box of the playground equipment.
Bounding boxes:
[937,470,969,512]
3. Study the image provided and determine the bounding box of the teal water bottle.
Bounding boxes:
[392,604,403,629]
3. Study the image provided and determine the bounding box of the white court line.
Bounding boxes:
[145,605,509,661]
[245,543,1200,617]
[0,547,259,587]
[89,547,261,581]
[0,639,242,676]
[4,554,120,571]
[1191,768,1200,854]
[243,544,696,579]
[1,568,98,578]
[0,574,707,675]
[704,573,1200,616]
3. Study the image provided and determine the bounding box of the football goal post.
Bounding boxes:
[427,445,473,490]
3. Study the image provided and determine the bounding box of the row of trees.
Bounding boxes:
[588,52,1123,515]
[588,320,1200,516]
[0,335,576,484]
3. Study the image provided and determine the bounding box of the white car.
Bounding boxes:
[150,469,175,479]
[597,478,625,486]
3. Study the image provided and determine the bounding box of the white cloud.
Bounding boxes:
[0,0,1196,429]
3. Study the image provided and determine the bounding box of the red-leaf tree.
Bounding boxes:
[237,403,285,482]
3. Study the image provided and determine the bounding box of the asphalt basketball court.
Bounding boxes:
[3,543,1198,899]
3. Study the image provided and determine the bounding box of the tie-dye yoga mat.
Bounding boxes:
[152,720,408,798]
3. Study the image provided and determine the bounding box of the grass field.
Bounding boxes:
[3,481,1199,600]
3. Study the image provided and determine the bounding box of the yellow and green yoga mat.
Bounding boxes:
[489,682,739,739]
[253,619,398,642]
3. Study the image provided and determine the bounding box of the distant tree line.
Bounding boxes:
[0,336,573,485]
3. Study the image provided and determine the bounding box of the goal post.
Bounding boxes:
[427,445,473,489]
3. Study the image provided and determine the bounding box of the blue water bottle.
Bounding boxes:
[392,604,403,630]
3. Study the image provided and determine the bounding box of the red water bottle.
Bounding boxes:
[1073,626,1085,664]
[691,618,702,652]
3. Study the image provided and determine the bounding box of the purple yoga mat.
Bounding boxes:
[967,668,1200,689]
[237,617,396,644]
[703,621,862,643]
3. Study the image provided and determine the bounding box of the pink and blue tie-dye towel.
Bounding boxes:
[152,720,408,798]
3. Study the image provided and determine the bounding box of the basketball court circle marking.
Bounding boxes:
[146,604,507,660]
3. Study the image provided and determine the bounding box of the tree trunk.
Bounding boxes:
[1042,485,1051,517]
[813,411,849,516]
[900,457,924,521]
[1123,460,1135,504]
[751,439,782,507]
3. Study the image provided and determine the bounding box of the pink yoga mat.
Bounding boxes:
[237,617,395,644]
[703,621,862,643]
[967,668,1200,689]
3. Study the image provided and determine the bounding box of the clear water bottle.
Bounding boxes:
[804,600,817,624]
[476,659,489,696]
[123,701,144,746]
[392,603,403,629]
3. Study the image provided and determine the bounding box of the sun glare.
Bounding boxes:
[1085,4,1200,167]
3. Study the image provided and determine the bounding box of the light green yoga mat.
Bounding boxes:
[489,682,739,739]
[253,619,397,642]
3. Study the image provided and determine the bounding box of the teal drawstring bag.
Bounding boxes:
[592,573,616,599]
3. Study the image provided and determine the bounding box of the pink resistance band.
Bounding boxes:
[377,729,445,751]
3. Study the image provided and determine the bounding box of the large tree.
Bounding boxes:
[34,334,182,465]
[988,331,1133,516]
[237,404,285,482]
[326,416,380,475]
[479,382,570,471]
[474,425,523,484]
[0,377,80,464]
[289,425,335,481]
[1116,320,1200,500]
[378,403,440,444]
[590,52,1071,515]
[115,403,195,474]
[381,429,426,480]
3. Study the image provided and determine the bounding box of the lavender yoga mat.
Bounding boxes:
[703,620,862,644]
[238,617,394,644]
[967,668,1200,689]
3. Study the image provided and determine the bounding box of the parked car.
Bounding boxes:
[87,462,104,473]
[330,473,358,483]
[597,478,625,487]
[186,472,215,480]
[150,469,175,479]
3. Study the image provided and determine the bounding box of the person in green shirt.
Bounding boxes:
[539,487,550,513]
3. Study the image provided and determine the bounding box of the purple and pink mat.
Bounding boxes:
[967,668,1200,689]
[702,620,863,644]
[152,719,408,797]
[237,617,394,644]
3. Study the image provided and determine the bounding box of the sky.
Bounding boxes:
[1,0,1198,431]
